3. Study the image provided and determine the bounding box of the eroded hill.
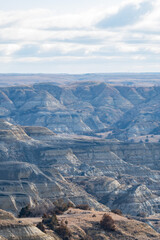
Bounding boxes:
[0,119,159,219]
[0,81,160,141]
[0,80,160,237]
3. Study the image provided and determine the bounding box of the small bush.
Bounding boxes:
[100,214,116,231]
[84,235,93,240]
[111,209,122,216]
[53,199,74,215]
[18,205,32,218]
[18,200,74,218]
[36,222,46,233]
[42,213,59,230]
[65,220,68,225]
[55,221,72,240]
[18,203,56,217]
[76,204,91,210]
[92,214,96,217]
[42,213,48,218]
[137,212,147,218]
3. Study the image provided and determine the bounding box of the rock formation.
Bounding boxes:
[0,119,159,218]
[0,81,160,140]
[0,80,159,227]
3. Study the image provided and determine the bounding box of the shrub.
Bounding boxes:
[18,203,56,217]
[18,200,74,218]
[137,212,147,218]
[76,204,91,210]
[65,220,68,225]
[83,235,93,240]
[36,222,46,233]
[18,205,32,218]
[42,213,48,218]
[111,209,122,216]
[53,199,74,215]
[55,221,72,240]
[100,214,116,231]
[42,213,59,230]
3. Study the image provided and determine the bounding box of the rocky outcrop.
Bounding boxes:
[22,126,56,140]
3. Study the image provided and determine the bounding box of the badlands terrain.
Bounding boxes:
[0,78,160,141]
[0,208,160,240]
[0,74,159,238]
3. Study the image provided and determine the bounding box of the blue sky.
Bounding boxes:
[0,0,159,73]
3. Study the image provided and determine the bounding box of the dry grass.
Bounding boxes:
[19,209,160,240]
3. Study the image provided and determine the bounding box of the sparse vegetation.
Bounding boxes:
[100,214,116,231]
[137,212,147,218]
[55,220,72,240]
[39,212,72,239]
[83,235,93,240]
[111,209,122,216]
[18,205,32,218]
[65,220,68,225]
[18,203,56,218]
[53,199,74,215]
[18,199,74,218]
[36,222,46,233]
[42,213,59,230]
[76,204,91,210]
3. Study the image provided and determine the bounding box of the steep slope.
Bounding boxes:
[0,119,159,217]
[0,120,108,214]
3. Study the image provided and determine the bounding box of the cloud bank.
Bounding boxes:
[0,0,159,73]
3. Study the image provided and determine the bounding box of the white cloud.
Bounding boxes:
[0,44,21,55]
[116,43,140,53]
[0,0,159,72]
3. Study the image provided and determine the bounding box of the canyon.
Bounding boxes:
[0,77,159,238]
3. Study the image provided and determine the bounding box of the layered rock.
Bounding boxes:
[0,81,160,139]
[0,120,108,214]
[0,119,159,216]
[0,209,55,239]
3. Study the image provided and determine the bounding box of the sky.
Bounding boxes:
[0,0,159,73]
